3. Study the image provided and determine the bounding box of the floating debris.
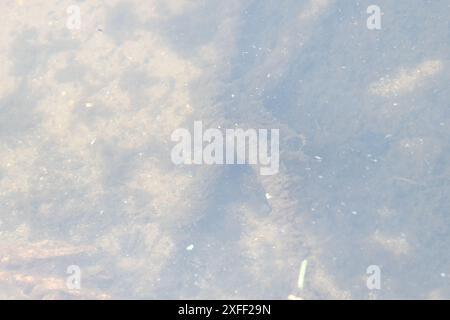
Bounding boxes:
[288,294,303,300]
[297,259,308,290]
[314,156,323,161]
[186,244,194,251]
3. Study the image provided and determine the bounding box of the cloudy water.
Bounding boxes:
[0,0,449,299]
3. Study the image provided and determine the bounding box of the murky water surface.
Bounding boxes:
[0,0,449,299]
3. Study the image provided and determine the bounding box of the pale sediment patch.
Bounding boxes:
[0,234,108,298]
[0,144,37,195]
[238,204,305,290]
[237,167,352,299]
[308,264,352,299]
[299,0,334,22]
[126,159,221,226]
[372,231,411,256]
[0,270,111,299]
[0,59,17,97]
[0,239,97,264]
[369,60,443,97]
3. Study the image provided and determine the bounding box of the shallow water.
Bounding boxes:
[0,0,449,299]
